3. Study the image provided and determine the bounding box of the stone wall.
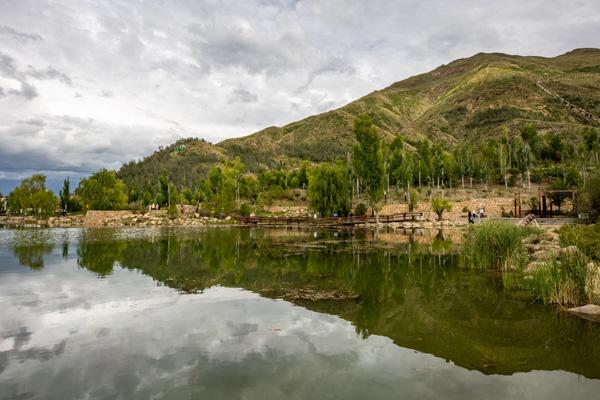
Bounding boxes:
[83,210,134,227]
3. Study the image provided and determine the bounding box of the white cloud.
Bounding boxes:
[0,0,599,189]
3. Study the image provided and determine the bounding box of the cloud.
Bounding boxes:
[229,88,258,104]
[0,0,599,191]
[0,25,42,42]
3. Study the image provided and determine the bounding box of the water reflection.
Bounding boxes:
[1,227,599,400]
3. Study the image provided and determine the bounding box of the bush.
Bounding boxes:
[239,203,252,217]
[431,197,452,220]
[408,189,418,212]
[355,203,368,216]
[463,221,536,271]
[527,250,597,306]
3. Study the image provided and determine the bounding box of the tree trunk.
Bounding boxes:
[527,169,531,192]
[461,175,464,188]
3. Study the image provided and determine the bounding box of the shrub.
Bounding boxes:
[527,250,597,306]
[431,197,452,220]
[463,221,536,271]
[239,203,252,217]
[355,203,368,216]
[408,189,418,212]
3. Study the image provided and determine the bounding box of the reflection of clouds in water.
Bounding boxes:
[0,242,599,399]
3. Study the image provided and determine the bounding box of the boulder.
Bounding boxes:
[524,262,546,274]
[567,304,600,323]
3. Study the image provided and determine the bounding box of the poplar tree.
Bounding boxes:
[352,115,384,223]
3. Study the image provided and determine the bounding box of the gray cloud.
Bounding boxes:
[0,25,42,42]
[9,81,38,99]
[27,66,72,85]
[229,88,258,104]
[0,0,599,191]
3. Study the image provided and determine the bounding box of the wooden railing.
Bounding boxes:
[236,213,423,227]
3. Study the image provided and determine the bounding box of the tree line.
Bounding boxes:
[2,116,598,219]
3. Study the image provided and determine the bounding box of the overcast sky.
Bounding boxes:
[1,0,599,192]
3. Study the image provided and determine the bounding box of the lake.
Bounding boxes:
[0,227,599,399]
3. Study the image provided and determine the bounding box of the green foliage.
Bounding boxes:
[408,189,418,211]
[354,203,367,216]
[527,250,597,306]
[463,221,535,271]
[76,169,128,210]
[239,203,252,217]
[308,163,351,217]
[7,174,58,215]
[352,115,384,210]
[167,184,180,219]
[431,197,452,220]
[467,107,522,127]
[59,177,71,212]
[559,224,600,261]
[580,170,600,218]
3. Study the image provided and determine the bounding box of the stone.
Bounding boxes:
[567,304,600,323]
[524,262,546,274]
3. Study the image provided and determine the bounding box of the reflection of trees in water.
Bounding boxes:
[12,227,600,378]
[13,242,55,270]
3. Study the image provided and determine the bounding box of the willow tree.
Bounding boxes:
[352,115,384,222]
[307,162,351,217]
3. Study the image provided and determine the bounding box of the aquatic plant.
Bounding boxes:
[463,221,536,271]
[559,223,600,261]
[526,249,597,306]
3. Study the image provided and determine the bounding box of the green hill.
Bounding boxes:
[119,48,600,189]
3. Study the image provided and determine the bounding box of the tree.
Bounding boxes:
[7,174,57,215]
[583,127,599,165]
[431,197,452,221]
[59,177,71,213]
[157,170,170,207]
[76,169,128,210]
[352,115,384,222]
[581,170,600,218]
[515,140,533,191]
[308,163,351,217]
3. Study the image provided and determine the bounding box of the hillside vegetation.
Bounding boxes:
[119,48,600,189]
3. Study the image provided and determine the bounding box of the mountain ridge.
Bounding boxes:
[119,48,600,189]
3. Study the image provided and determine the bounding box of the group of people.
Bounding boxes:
[467,208,485,224]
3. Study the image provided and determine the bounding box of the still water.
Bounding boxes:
[0,227,599,399]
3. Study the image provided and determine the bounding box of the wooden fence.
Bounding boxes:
[236,213,423,227]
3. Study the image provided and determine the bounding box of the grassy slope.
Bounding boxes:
[220,49,600,168]
[119,49,600,187]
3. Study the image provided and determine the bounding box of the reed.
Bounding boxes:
[527,250,597,306]
[463,221,536,271]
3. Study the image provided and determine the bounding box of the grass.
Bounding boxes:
[463,221,538,271]
[526,250,597,306]
[559,224,600,261]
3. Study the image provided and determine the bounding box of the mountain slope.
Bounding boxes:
[119,48,600,188]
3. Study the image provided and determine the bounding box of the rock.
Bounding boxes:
[225,216,232,221]
[559,246,580,256]
[567,304,600,323]
[524,261,546,274]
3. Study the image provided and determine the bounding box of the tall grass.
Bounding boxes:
[463,221,537,271]
[526,250,597,306]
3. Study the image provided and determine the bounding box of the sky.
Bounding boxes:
[1,0,599,193]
